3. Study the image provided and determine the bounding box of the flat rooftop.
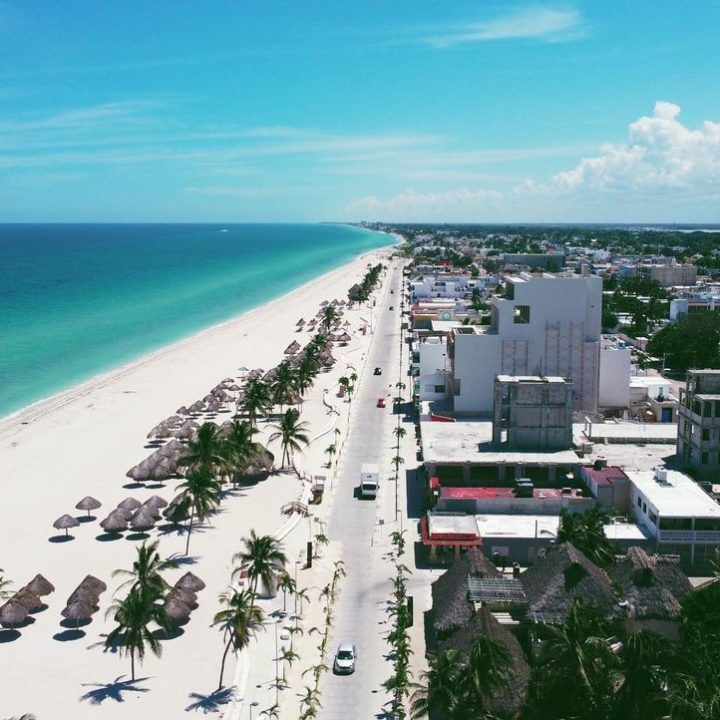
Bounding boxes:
[422,420,579,466]
[475,514,560,539]
[578,421,677,443]
[440,486,584,501]
[427,513,480,538]
[628,470,720,518]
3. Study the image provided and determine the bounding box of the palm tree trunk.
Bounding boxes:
[131,648,135,682]
[185,507,195,556]
[218,637,233,690]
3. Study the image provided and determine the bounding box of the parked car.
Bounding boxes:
[333,642,357,674]
[373,367,382,375]
[389,306,394,310]
[376,397,386,408]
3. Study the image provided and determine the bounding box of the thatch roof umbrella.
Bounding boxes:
[320,300,329,306]
[140,501,161,519]
[174,422,196,441]
[296,318,305,326]
[145,495,169,510]
[12,589,44,612]
[100,511,128,534]
[163,597,192,625]
[284,340,301,355]
[131,509,156,532]
[149,458,174,482]
[205,398,220,413]
[158,439,182,458]
[163,414,183,427]
[175,572,205,592]
[79,575,107,595]
[26,574,54,597]
[115,505,136,522]
[0,600,28,629]
[203,393,216,404]
[53,514,80,538]
[62,601,94,629]
[118,497,142,512]
[176,405,190,415]
[229,383,242,392]
[166,586,197,608]
[67,586,99,608]
[188,400,205,413]
[75,496,102,518]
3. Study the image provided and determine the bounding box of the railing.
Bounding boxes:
[658,530,720,542]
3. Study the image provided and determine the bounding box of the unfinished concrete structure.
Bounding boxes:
[492,375,573,451]
[677,369,720,480]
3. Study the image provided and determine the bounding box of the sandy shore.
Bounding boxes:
[0,245,392,719]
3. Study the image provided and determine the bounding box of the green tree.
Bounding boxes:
[177,422,227,478]
[276,572,296,613]
[269,408,310,468]
[647,312,720,372]
[242,379,273,428]
[105,586,170,681]
[233,530,288,599]
[222,419,262,482]
[410,649,465,720]
[112,540,177,599]
[462,636,512,716]
[213,587,264,690]
[271,360,297,412]
[175,466,222,555]
[321,305,339,332]
[556,508,619,568]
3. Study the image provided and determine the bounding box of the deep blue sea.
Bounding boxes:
[0,223,390,419]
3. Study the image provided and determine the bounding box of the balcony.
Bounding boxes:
[658,530,720,543]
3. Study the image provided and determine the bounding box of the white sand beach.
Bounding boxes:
[0,246,392,719]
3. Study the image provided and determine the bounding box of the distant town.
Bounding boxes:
[361,222,720,719]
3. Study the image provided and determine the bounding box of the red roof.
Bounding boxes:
[420,516,482,547]
[583,466,629,487]
[439,486,581,500]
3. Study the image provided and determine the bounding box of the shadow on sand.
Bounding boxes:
[0,629,21,643]
[54,628,86,642]
[185,687,234,713]
[48,534,75,543]
[80,675,150,704]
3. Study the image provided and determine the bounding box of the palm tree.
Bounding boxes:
[213,587,264,691]
[280,647,300,684]
[222,419,262,481]
[0,569,12,600]
[276,572,296,613]
[324,443,337,468]
[392,455,405,472]
[233,530,287,599]
[556,507,618,568]
[528,599,618,719]
[295,354,319,397]
[177,422,227,477]
[393,426,407,442]
[259,705,280,719]
[294,587,310,617]
[176,466,222,555]
[269,408,310,468]
[242,379,273,428]
[461,635,512,714]
[105,586,170,681]
[271,360,297,411]
[112,540,177,599]
[611,630,671,720]
[321,305,338,332]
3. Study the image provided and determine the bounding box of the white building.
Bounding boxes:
[410,274,478,301]
[628,468,720,567]
[451,272,602,415]
[413,336,450,401]
[598,336,632,410]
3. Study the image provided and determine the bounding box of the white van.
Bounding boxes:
[359,463,379,499]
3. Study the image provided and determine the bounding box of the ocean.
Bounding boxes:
[0,223,391,419]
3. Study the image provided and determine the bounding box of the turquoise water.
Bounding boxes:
[0,223,390,418]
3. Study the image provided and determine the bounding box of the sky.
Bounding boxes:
[1,1,720,223]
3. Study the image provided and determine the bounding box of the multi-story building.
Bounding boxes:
[450,272,602,415]
[491,375,573,451]
[677,369,720,479]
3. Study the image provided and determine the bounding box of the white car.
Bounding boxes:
[333,642,357,674]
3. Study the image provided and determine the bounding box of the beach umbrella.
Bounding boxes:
[140,502,161,519]
[228,383,242,391]
[53,514,80,538]
[100,511,128,533]
[118,497,142,512]
[79,575,107,595]
[163,597,192,624]
[176,405,190,415]
[0,600,28,628]
[12,589,44,612]
[188,400,205,413]
[26,574,54,597]
[114,505,135,522]
[149,458,173,482]
[158,439,182,458]
[284,340,301,355]
[166,586,197,608]
[131,509,156,532]
[67,586,99,608]
[61,601,94,629]
[320,300,329,306]
[175,571,205,592]
[163,414,183,427]
[203,393,216,404]
[75,496,102,517]
[296,318,305,326]
[145,495,168,510]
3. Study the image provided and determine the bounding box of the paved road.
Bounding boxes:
[320,263,405,719]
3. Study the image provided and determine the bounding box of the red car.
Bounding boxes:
[376,397,386,408]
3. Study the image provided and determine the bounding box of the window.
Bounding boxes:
[513,305,531,324]
[642,502,647,514]
[434,384,445,394]
[453,379,461,396]
[637,497,642,508]
[702,452,709,464]
[702,428,710,441]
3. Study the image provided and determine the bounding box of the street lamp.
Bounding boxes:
[274,618,280,705]
[249,701,259,720]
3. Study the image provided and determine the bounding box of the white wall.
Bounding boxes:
[417,337,449,401]
[599,347,631,408]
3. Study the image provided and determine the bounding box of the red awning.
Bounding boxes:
[430,476,440,489]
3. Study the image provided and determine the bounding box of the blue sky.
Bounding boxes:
[1,1,719,223]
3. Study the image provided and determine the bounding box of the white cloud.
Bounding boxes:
[551,101,720,193]
[426,6,584,48]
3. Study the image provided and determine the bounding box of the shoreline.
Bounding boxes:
[0,238,396,432]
